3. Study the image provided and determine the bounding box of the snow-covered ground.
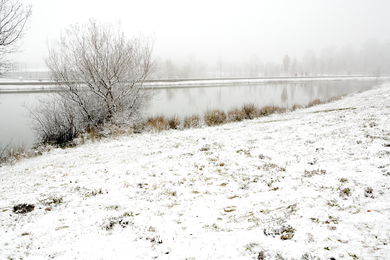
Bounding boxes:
[1,84,389,259]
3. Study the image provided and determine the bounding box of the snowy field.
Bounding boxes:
[1,84,390,259]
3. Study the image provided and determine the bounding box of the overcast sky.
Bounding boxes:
[11,0,390,69]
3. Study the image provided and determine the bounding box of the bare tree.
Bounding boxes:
[46,20,153,130]
[0,0,31,68]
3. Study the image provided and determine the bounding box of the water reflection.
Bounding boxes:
[146,80,378,118]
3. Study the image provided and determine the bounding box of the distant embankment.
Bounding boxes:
[0,75,387,93]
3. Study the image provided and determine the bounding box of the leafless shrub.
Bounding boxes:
[204,109,227,126]
[227,108,246,122]
[146,116,170,131]
[183,114,201,128]
[34,20,152,145]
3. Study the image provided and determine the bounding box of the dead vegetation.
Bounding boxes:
[204,109,227,126]
[146,116,170,131]
[183,115,201,128]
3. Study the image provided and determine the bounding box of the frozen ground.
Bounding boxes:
[1,84,389,259]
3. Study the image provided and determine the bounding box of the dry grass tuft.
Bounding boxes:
[167,116,180,129]
[183,115,201,128]
[146,116,170,131]
[307,99,322,107]
[227,108,246,122]
[242,104,258,119]
[257,106,285,116]
[204,109,227,126]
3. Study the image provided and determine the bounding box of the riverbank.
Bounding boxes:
[0,75,386,93]
[1,84,389,259]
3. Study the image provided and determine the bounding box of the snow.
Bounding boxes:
[1,83,390,259]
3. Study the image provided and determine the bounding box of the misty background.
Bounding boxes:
[6,0,390,79]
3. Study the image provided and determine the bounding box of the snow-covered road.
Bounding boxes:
[1,84,389,259]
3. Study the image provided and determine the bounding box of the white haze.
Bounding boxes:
[10,0,390,74]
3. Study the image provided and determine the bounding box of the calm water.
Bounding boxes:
[0,79,382,149]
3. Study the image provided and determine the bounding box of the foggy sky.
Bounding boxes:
[11,0,390,69]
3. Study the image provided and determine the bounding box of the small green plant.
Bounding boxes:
[204,109,227,126]
[183,115,201,128]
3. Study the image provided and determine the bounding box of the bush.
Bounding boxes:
[242,104,258,119]
[204,109,227,126]
[167,116,180,129]
[34,20,153,146]
[227,108,246,122]
[146,116,170,131]
[183,115,201,128]
[31,99,79,147]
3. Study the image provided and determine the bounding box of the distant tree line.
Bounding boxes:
[153,40,390,79]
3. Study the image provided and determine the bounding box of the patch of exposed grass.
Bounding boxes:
[304,169,327,177]
[41,195,63,206]
[339,187,351,198]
